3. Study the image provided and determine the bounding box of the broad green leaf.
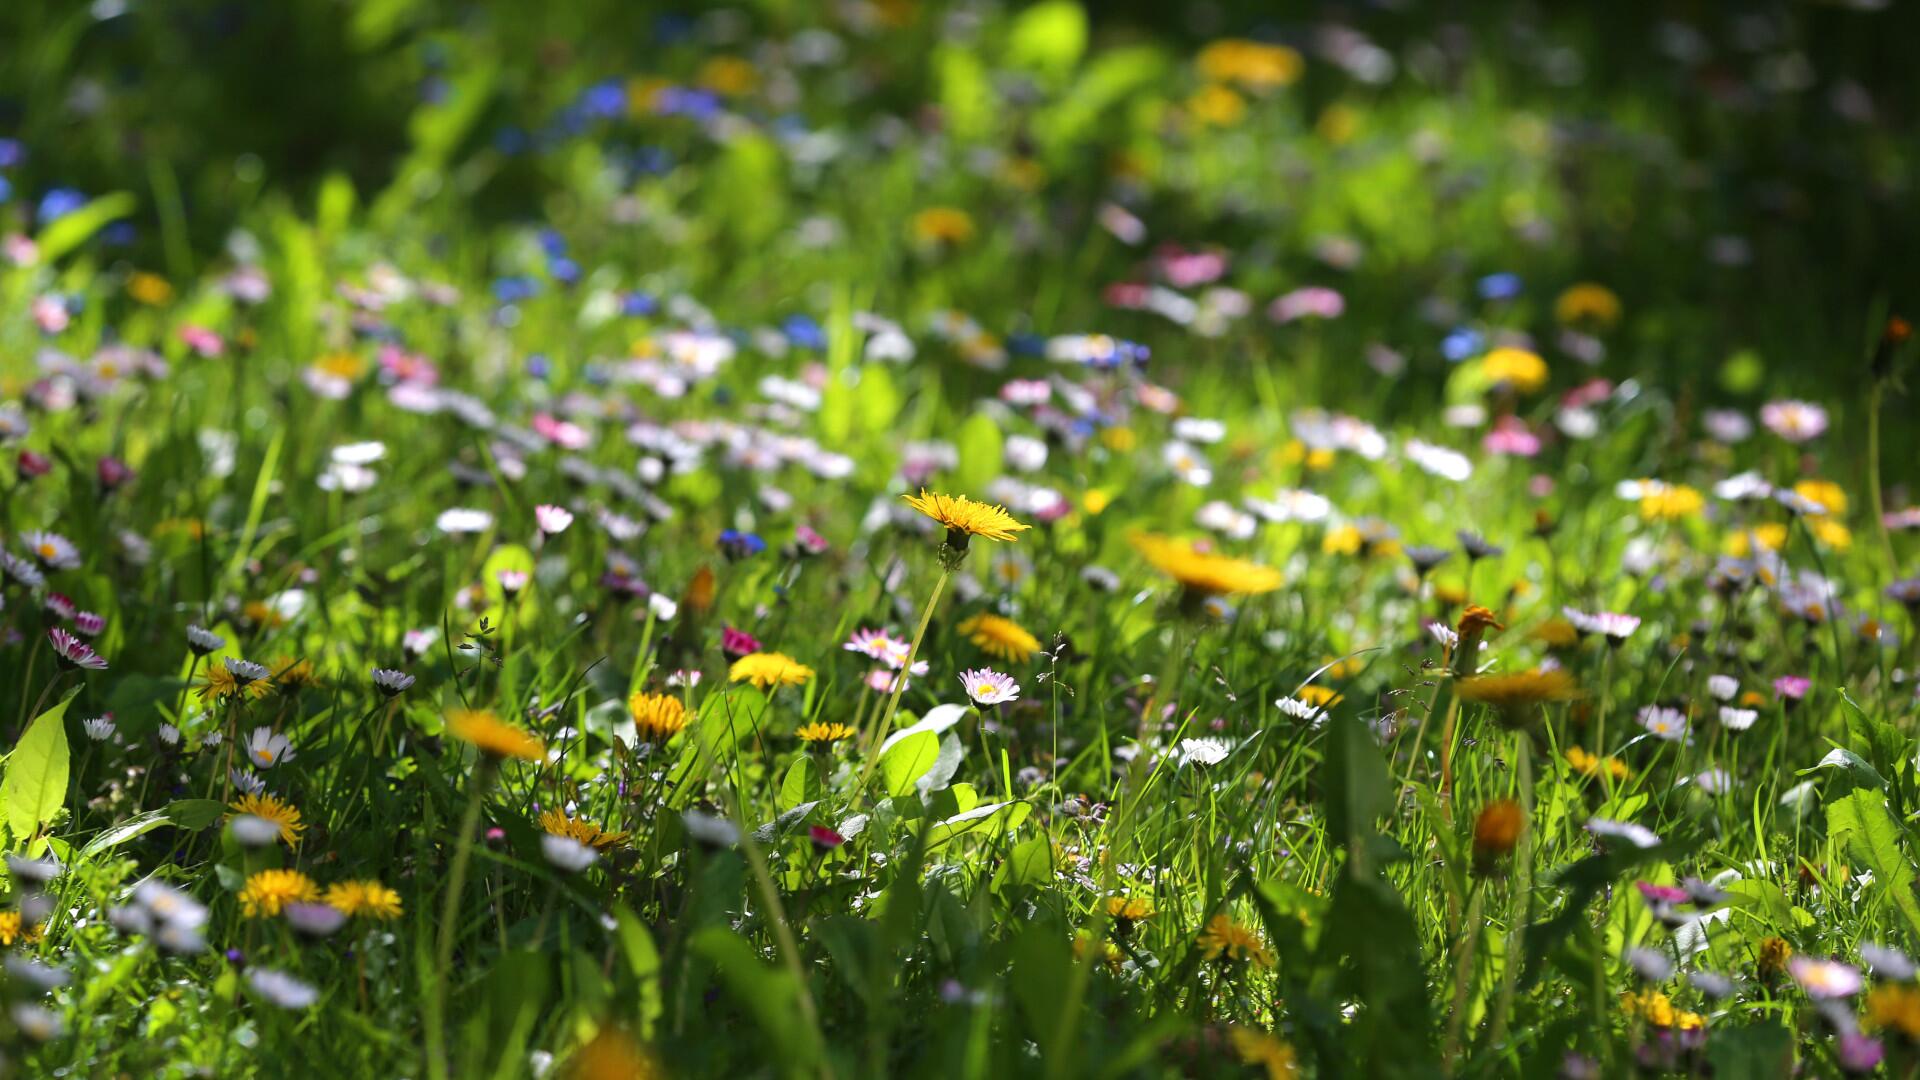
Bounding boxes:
[166,799,227,830]
[1827,787,1920,939]
[778,757,820,811]
[927,800,1030,848]
[3,688,77,841]
[689,927,821,1067]
[879,731,940,798]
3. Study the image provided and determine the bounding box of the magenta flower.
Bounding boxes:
[721,626,761,659]
[1773,675,1811,702]
[1483,416,1542,457]
[1635,881,1689,905]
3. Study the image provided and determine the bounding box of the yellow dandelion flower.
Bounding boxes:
[127,271,173,306]
[238,869,320,918]
[1105,896,1155,925]
[1554,283,1622,328]
[1296,684,1342,708]
[568,1028,665,1080]
[1758,936,1793,979]
[1456,669,1578,726]
[1187,84,1247,126]
[1639,484,1704,521]
[1197,914,1275,968]
[1230,1028,1300,1080]
[1724,523,1788,557]
[1131,533,1283,597]
[1197,39,1304,89]
[242,600,288,630]
[312,352,368,381]
[1793,479,1848,515]
[911,208,975,246]
[196,663,272,703]
[1809,517,1853,551]
[540,809,629,851]
[1621,989,1703,1030]
[1867,984,1920,1040]
[446,708,546,762]
[228,793,306,846]
[1532,618,1580,649]
[628,692,688,742]
[696,56,757,96]
[1479,347,1549,393]
[902,490,1031,544]
[728,652,816,690]
[272,656,322,694]
[1565,746,1630,781]
[796,721,857,745]
[957,612,1041,663]
[1073,931,1126,974]
[324,879,404,920]
[0,911,42,947]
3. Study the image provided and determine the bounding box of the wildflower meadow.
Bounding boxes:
[4,1,1920,1076]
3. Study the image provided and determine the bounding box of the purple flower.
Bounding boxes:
[1773,675,1811,702]
[1837,1031,1883,1073]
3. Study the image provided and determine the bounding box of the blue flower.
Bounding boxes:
[36,188,87,226]
[782,314,826,351]
[622,292,659,317]
[1441,328,1484,363]
[492,276,538,304]
[1477,272,1523,301]
[718,530,766,560]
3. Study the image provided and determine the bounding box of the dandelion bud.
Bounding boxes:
[1472,799,1524,874]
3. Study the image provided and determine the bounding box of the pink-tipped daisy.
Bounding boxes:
[960,668,1020,706]
[48,627,107,671]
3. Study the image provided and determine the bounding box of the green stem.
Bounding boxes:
[852,566,950,800]
[426,758,494,1080]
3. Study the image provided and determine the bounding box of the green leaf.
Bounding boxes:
[34,192,137,263]
[166,799,227,830]
[2,688,77,841]
[612,905,663,1038]
[927,800,1031,848]
[879,730,940,798]
[1800,747,1886,794]
[1705,1022,1793,1075]
[1006,0,1086,80]
[1827,787,1920,939]
[688,927,821,1067]
[950,413,1004,498]
[80,808,174,858]
[1322,712,1391,857]
[778,757,821,811]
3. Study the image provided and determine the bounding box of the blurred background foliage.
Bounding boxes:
[1,0,1915,408]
